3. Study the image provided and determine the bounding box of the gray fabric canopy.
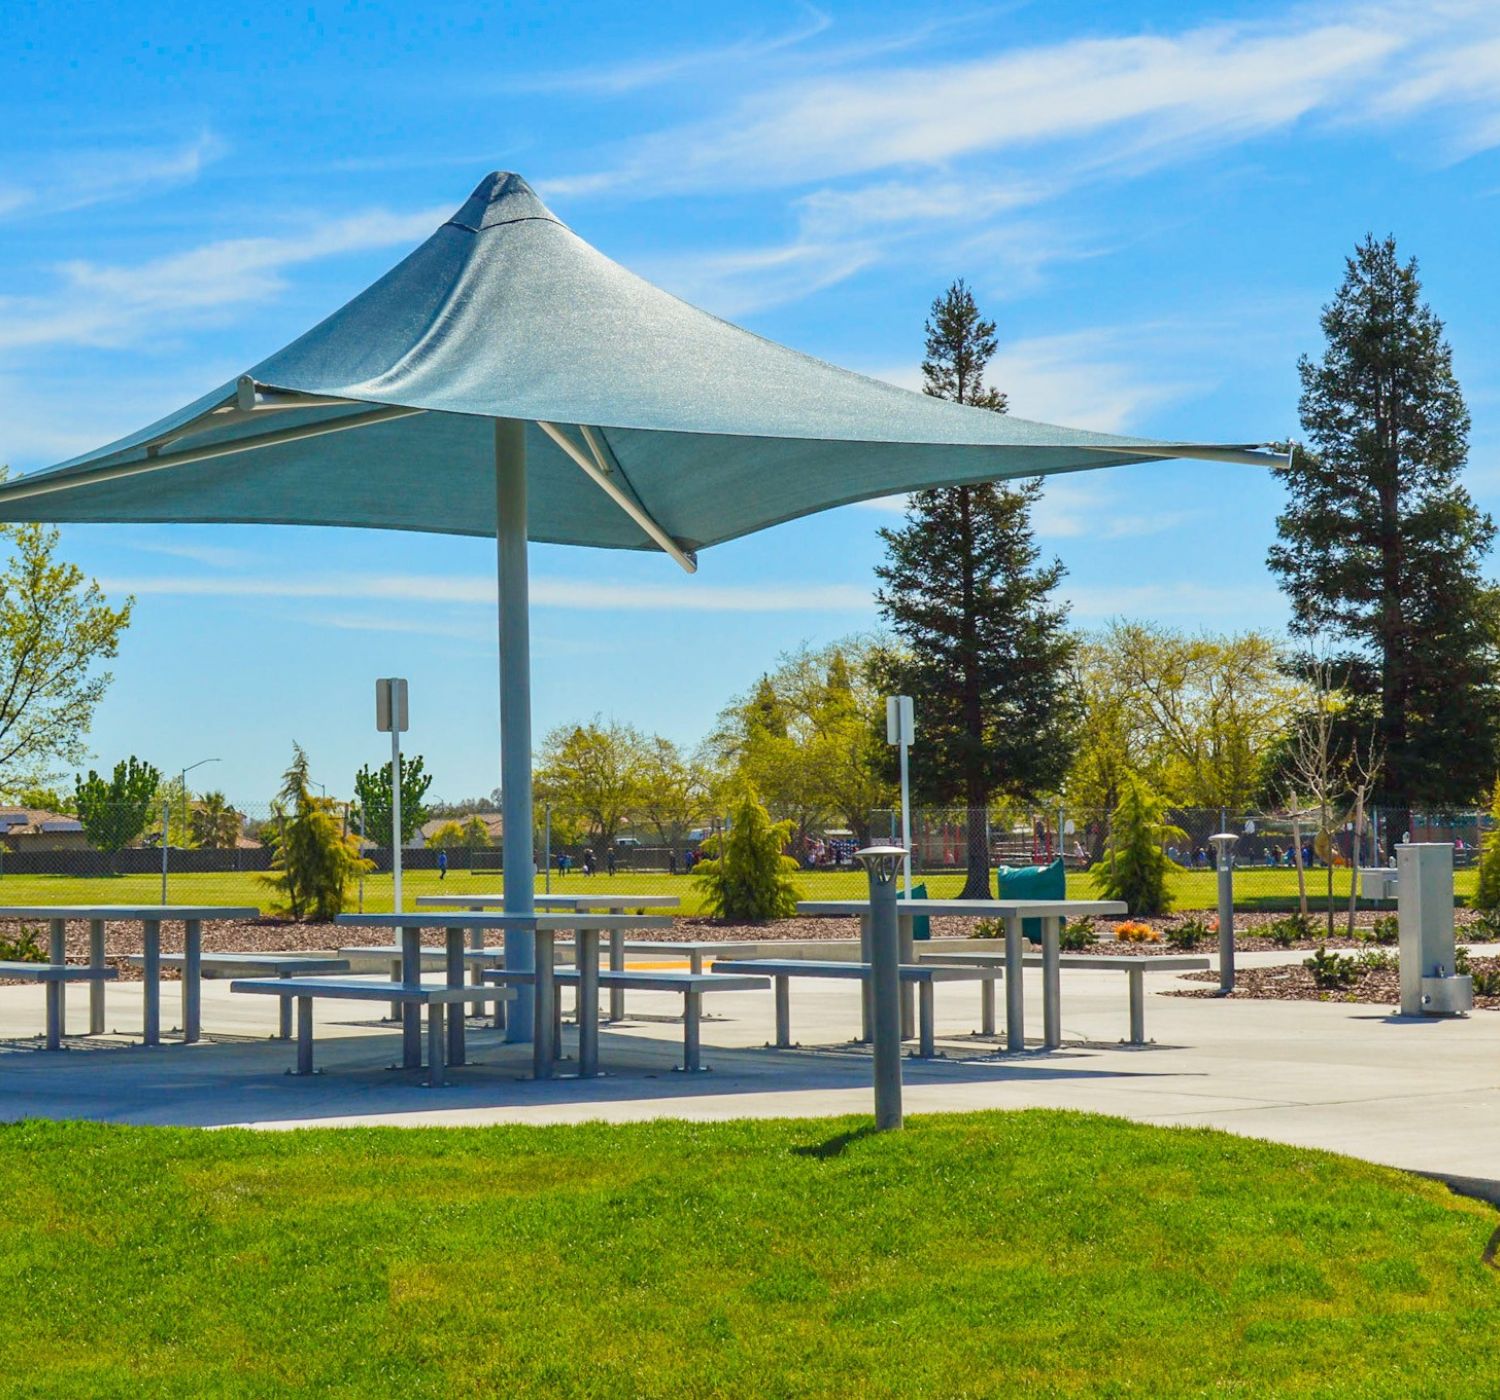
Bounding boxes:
[0,172,1275,564]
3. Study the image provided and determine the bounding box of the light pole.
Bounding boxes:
[855,844,907,1131]
[1208,831,1237,993]
[885,697,915,896]
[165,757,219,903]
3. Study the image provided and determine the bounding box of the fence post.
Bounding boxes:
[160,799,170,905]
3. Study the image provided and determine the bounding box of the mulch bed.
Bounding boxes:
[1172,954,1500,1010]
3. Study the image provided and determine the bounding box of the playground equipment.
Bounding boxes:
[1361,843,1472,1016]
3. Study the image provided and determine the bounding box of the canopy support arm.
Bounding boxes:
[536,421,697,573]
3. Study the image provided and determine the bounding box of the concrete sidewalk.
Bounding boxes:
[1,961,1495,1180]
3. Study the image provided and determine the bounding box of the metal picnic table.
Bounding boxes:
[794,898,1127,1051]
[417,892,681,1021]
[0,904,260,1046]
[334,911,674,1079]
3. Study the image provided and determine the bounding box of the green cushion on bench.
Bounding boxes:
[904,882,930,940]
[995,859,1066,943]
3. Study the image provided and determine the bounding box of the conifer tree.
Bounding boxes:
[875,280,1076,898]
[1091,772,1182,917]
[693,784,802,921]
[1268,235,1500,815]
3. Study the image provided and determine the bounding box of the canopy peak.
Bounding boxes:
[446,171,561,234]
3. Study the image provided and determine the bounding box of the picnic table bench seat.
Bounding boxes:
[709,958,1003,1057]
[125,952,351,1038]
[0,961,118,1050]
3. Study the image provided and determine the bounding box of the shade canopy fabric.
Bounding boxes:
[0,172,1275,561]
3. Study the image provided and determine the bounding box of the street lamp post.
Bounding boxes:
[1208,831,1238,993]
[165,757,220,904]
[855,844,907,1131]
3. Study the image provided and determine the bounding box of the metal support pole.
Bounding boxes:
[445,927,465,1067]
[161,800,170,905]
[608,924,626,1022]
[427,1003,446,1088]
[1042,915,1061,1050]
[898,910,915,1041]
[774,975,791,1048]
[857,912,872,1043]
[980,976,995,1037]
[864,853,904,1130]
[400,926,421,1068]
[142,920,161,1047]
[48,918,65,1036]
[532,926,555,1079]
[295,997,314,1075]
[391,725,403,914]
[277,972,293,1040]
[1128,967,1146,1044]
[44,980,62,1051]
[682,990,703,1072]
[544,804,552,894]
[182,919,201,1043]
[88,919,105,1035]
[1004,913,1025,1052]
[917,979,934,1058]
[497,416,535,1044]
[1210,832,1237,994]
[578,928,599,1077]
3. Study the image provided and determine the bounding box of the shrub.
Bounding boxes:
[1166,917,1214,951]
[1114,921,1160,944]
[262,745,374,921]
[0,925,46,962]
[1060,918,1097,951]
[1357,948,1396,973]
[1304,945,1358,989]
[1361,915,1400,946]
[1476,781,1500,911]
[1468,909,1500,942]
[973,918,1002,940]
[1091,772,1184,917]
[1267,913,1314,948]
[693,785,802,921]
[1472,965,1500,997]
[1455,945,1472,976]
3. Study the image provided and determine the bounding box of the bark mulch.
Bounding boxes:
[1171,954,1500,1010]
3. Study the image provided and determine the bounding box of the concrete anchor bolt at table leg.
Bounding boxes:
[183,920,202,1044]
[88,919,106,1036]
[49,919,66,1037]
[294,997,315,1075]
[1128,967,1146,1046]
[142,921,162,1047]
[427,1003,446,1088]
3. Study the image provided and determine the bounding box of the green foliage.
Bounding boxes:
[1474,783,1500,911]
[1269,235,1500,808]
[189,791,241,850]
[0,924,45,961]
[1470,964,1500,997]
[873,282,1075,898]
[353,754,432,845]
[1267,913,1315,948]
[264,745,373,921]
[426,820,466,849]
[1454,945,1471,977]
[461,815,492,848]
[9,786,74,814]
[1468,908,1500,942]
[1304,945,1359,989]
[535,719,647,854]
[1360,915,1400,946]
[1090,772,1182,916]
[1060,918,1097,951]
[692,785,802,921]
[1358,948,1397,973]
[0,513,133,790]
[1166,917,1213,951]
[74,756,161,855]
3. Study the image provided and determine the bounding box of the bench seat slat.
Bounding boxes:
[0,962,117,981]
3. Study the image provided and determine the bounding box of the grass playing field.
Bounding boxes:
[0,1111,1493,1397]
[0,863,1467,919]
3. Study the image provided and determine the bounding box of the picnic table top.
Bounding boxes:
[335,913,673,930]
[483,968,769,993]
[0,960,118,980]
[619,940,766,955]
[126,953,351,974]
[710,958,1002,981]
[230,975,501,1004]
[920,952,1212,971]
[796,898,1127,919]
[416,893,681,911]
[0,905,260,920]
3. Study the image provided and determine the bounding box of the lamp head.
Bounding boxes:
[855,844,907,884]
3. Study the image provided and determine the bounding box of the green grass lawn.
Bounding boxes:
[0,1112,1494,1397]
[0,863,1468,919]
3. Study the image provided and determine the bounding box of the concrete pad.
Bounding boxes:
[1,964,1497,1181]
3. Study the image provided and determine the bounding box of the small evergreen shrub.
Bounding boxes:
[1471,965,1500,997]
[1267,913,1314,948]
[1475,781,1500,911]
[973,918,1002,940]
[1360,915,1400,946]
[1166,917,1213,951]
[1357,948,1396,973]
[1468,909,1500,942]
[0,925,46,962]
[1090,772,1183,917]
[1060,918,1097,951]
[693,785,802,921]
[1304,945,1358,989]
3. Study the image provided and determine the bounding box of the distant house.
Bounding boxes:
[0,807,89,851]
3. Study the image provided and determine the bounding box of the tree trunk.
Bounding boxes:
[1322,800,1334,940]
[1347,791,1364,937]
[957,488,993,899]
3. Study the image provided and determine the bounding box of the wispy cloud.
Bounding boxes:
[94,570,877,614]
[0,131,225,222]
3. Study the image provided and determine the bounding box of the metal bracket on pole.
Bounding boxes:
[536,420,698,574]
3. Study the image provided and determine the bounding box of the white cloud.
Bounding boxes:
[94,570,877,614]
[0,132,225,222]
[1063,580,1285,619]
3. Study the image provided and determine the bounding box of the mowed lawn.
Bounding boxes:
[0,1112,1495,1397]
[0,864,1464,918]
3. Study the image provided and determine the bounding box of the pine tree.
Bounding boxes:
[1268,235,1500,815]
[265,745,372,920]
[1475,780,1500,912]
[693,785,802,921]
[1091,772,1182,917]
[875,280,1076,898]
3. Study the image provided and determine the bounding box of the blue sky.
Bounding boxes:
[4,0,1500,803]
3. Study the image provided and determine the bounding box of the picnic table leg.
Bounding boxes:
[578,928,599,1077]
[899,913,915,1041]
[858,913,872,1043]
[608,929,625,1022]
[143,920,161,1047]
[88,919,106,1036]
[277,972,294,1040]
[445,927,465,1068]
[533,928,556,1079]
[917,979,935,1059]
[1004,913,1024,1052]
[427,1002,446,1088]
[400,927,422,1069]
[980,976,995,1037]
[1128,967,1146,1045]
[388,959,401,1020]
[44,979,62,1051]
[294,996,314,1075]
[774,975,791,1048]
[183,920,202,1044]
[682,990,703,1072]
[48,919,66,1037]
[1042,916,1061,1051]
